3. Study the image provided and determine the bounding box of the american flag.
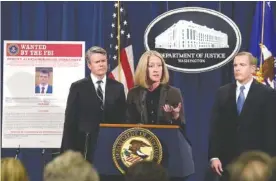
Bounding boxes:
[250,1,276,89]
[108,2,135,95]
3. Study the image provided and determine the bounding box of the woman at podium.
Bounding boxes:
[126,50,185,125]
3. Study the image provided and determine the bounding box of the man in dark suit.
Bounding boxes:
[35,69,53,94]
[60,46,126,162]
[208,52,276,179]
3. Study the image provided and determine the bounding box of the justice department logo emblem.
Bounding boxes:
[112,128,163,174]
[144,7,242,73]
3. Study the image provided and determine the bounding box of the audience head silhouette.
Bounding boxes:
[44,150,99,181]
[268,157,276,181]
[125,161,169,181]
[1,157,29,181]
[227,151,272,181]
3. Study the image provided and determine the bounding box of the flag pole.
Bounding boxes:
[117,1,121,82]
[260,1,266,72]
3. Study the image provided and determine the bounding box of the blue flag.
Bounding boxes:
[249,1,276,89]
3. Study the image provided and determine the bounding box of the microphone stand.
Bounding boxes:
[140,90,147,124]
[84,133,90,160]
[140,101,145,124]
[165,99,173,125]
[41,148,46,167]
[14,145,20,159]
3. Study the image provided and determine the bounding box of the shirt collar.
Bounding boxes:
[40,84,48,88]
[90,73,106,84]
[266,78,275,88]
[236,78,253,90]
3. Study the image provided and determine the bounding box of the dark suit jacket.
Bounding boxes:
[60,75,126,161]
[126,84,185,125]
[208,79,276,167]
[35,85,53,93]
[264,78,276,90]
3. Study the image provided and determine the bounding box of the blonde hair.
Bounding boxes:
[44,150,99,181]
[268,157,276,181]
[235,52,257,65]
[85,46,107,64]
[228,151,271,181]
[1,157,29,181]
[134,50,169,88]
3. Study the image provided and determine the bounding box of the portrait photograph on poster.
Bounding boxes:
[35,67,53,94]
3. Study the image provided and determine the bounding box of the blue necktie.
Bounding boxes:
[237,86,245,115]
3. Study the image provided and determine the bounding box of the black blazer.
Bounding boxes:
[208,79,276,166]
[126,84,185,125]
[60,75,126,158]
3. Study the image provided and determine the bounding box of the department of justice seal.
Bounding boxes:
[144,7,242,73]
[112,128,163,174]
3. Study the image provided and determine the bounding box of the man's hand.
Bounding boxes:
[211,159,223,176]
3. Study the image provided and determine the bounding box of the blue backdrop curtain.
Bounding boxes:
[1,1,276,181]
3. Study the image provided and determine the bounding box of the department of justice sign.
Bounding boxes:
[144,7,242,73]
[112,128,162,174]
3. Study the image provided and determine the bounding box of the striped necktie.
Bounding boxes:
[96,80,104,110]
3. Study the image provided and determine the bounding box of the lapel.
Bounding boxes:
[239,79,258,116]
[228,83,238,117]
[86,75,97,103]
[139,87,149,124]
[104,78,113,109]
[156,85,169,123]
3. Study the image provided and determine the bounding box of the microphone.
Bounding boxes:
[15,145,20,159]
[41,148,46,167]
[84,132,90,160]
[140,91,147,124]
[42,148,45,155]
[165,99,173,124]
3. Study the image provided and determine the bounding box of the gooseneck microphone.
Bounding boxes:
[15,145,20,159]
[140,91,147,124]
[84,132,90,160]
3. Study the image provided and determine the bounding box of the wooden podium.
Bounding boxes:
[93,123,194,178]
[100,123,180,128]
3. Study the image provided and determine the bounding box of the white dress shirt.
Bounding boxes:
[266,78,275,89]
[235,78,254,102]
[90,73,106,103]
[210,78,254,163]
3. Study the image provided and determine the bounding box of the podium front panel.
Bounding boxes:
[93,126,194,178]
